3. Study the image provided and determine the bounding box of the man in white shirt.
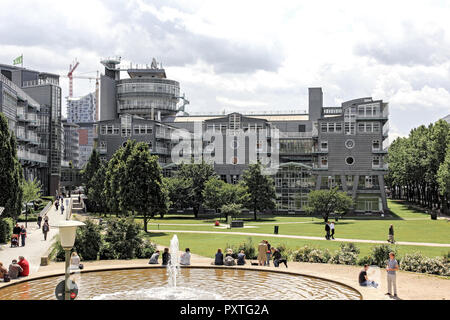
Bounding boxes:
[180,248,191,265]
[330,222,335,239]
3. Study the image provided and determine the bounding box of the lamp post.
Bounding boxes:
[53,220,85,300]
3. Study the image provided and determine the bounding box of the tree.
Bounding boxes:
[123,142,168,232]
[87,164,107,214]
[0,113,23,219]
[73,219,103,260]
[220,203,242,221]
[305,187,353,222]
[22,178,42,205]
[81,149,100,186]
[437,140,450,214]
[203,177,227,213]
[164,176,194,211]
[176,160,216,217]
[241,162,276,220]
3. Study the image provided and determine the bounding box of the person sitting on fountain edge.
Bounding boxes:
[359,264,379,288]
[180,248,191,266]
[214,249,224,265]
[148,250,160,264]
[237,250,246,265]
[162,248,170,266]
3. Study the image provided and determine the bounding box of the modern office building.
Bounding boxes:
[96,59,389,213]
[62,119,80,168]
[0,63,62,196]
[67,92,96,168]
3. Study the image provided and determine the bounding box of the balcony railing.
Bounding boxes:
[98,147,107,154]
[312,163,328,170]
[373,163,389,170]
[0,74,40,109]
[17,149,47,163]
[279,132,313,139]
[154,147,169,154]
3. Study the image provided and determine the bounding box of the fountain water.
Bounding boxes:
[167,235,180,287]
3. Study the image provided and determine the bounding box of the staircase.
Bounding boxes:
[71,195,85,214]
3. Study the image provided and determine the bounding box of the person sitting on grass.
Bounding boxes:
[162,248,170,266]
[148,250,160,264]
[358,264,379,288]
[180,248,191,266]
[214,249,224,265]
[271,248,288,268]
[8,259,23,280]
[237,250,246,265]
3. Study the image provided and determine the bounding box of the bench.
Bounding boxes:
[230,220,244,228]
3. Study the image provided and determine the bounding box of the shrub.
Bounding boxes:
[104,218,143,260]
[370,244,397,267]
[136,239,157,259]
[330,243,359,265]
[290,246,330,263]
[357,256,375,266]
[225,237,257,259]
[290,246,313,262]
[0,218,14,244]
[400,253,449,276]
[73,219,104,261]
[98,243,117,260]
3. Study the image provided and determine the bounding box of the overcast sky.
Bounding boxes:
[1,0,449,142]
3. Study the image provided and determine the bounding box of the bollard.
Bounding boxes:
[274,225,279,234]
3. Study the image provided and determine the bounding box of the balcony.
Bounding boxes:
[98,147,107,154]
[312,163,328,170]
[155,130,171,139]
[279,132,313,139]
[154,147,169,154]
[372,148,388,154]
[312,147,328,154]
[17,150,47,163]
[372,163,388,171]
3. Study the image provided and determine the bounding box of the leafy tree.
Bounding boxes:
[220,203,242,220]
[164,176,194,211]
[87,164,107,214]
[437,140,450,214]
[123,142,168,232]
[22,178,42,205]
[241,162,276,220]
[81,149,100,186]
[305,187,353,222]
[203,177,227,213]
[176,160,216,217]
[0,113,23,219]
[103,218,143,259]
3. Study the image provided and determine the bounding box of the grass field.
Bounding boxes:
[135,200,450,259]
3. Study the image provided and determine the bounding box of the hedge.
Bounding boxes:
[0,218,14,244]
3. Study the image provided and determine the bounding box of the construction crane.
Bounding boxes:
[67,60,79,98]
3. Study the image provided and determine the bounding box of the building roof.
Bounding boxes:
[442,114,450,124]
[173,113,309,122]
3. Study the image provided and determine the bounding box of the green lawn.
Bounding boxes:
[145,232,449,260]
[138,200,450,244]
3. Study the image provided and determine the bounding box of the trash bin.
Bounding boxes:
[274,226,279,234]
[431,212,437,220]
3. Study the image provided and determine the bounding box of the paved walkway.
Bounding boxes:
[155,229,450,248]
[0,198,71,274]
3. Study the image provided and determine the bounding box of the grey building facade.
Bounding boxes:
[0,63,62,196]
[96,60,389,213]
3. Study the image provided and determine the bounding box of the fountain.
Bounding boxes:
[167,235,180,287]
[0,235,362,300]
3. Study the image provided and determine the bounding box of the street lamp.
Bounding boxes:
[53,220,85,300]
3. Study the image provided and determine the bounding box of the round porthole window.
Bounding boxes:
[345,156,355,165]
[345,139,355,149]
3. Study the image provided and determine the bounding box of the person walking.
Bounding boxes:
[42,221,50,241]
[265,240,272,266]
[60,203,65,216]
[257,240,268,266]
[20,225,27,247]
[325,222,331,240]
[55,200,59,211]
[330,222,335,240]
[37,215,42,229]
[386,252,399,298]
[388,225,395,243]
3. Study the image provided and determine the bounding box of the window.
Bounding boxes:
[100,125,106,135]
[231,175,239,184]
[320,156,328,167]
[320,141,328,151]
[298,125,306,132]
[372,156,380,167]
[346,156,355,165]
[372,140,380,151]
[320,122,342,133]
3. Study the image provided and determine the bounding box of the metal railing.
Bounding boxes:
[0,74,40,108]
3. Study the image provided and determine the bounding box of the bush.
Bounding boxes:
[225,237,257,259]
[400,252,450,276]
[136,239,157,259]
[357,256,375,266]
[104,218,143,260]
[370,244,397,267]
[98,243,117,260]
[273,243,290,260]
[330,243,359,265]
[290,246,330,263]
[0,218,14,244]
[73,219,104,261]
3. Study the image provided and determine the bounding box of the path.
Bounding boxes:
[154,229,450,248]
[0,197,71,274]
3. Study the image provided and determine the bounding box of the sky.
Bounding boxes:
[1,0,449,142]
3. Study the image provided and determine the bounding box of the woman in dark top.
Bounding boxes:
[162,248,170,266]
[12,224,21,236]
[20,225,26,247]
[237,250,246,265]
[214,249,224,265]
